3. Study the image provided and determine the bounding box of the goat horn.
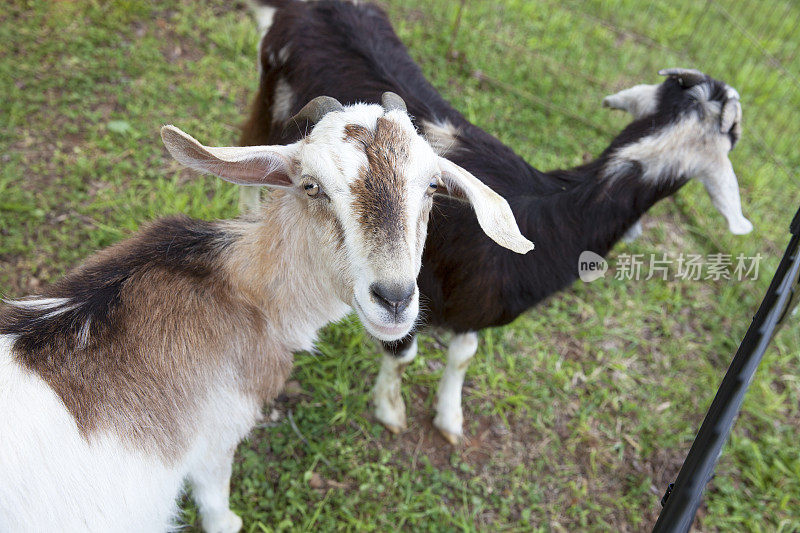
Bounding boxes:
[658,68,707,88]
[289,96,344,126]
[381,91,407,113]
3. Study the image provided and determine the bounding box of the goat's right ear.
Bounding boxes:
[437,157,534,255]
[602,84,659,119]
[161,125,296,187]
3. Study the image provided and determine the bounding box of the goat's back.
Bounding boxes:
[242,0,457,145]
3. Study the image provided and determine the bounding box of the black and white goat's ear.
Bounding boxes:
[437,157,534,254]
[720,98,742,135]
[602,84,659,119]
[161,125,296,187]
[699,157,753,235]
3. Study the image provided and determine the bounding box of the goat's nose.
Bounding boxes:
[370,282,415,317]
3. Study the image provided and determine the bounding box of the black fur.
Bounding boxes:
[0,216,231,359]
[241,1,732,352]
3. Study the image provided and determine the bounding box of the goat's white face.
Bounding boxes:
[161,98,532,341]
[603,68,752,235]
[294,104,441,340]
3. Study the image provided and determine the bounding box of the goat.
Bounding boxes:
[0,95,531,532]
[240,0,752,444]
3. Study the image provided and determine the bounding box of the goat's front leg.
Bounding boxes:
[433,331,478,445]
[189,445,242,533]
[373,335,418,433]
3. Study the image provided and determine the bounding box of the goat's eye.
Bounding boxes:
[303,180,320,197]
[426,179,439,196]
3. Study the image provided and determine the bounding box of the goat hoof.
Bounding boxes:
[433,417,462,445]
[433,410,463,445]
[374,402,407,434]
[385,423,405,434]
[202,509,242,533]
[437,427,462,445]
[375,411,407,433]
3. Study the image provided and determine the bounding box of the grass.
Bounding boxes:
[2,0,799,531]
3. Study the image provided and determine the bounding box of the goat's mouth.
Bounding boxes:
[353,299,414,341]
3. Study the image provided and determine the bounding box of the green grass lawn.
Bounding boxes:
[2,1,799,531]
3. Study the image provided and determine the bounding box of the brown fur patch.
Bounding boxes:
[343,123,373,146]
[347,117,411,242]
[0,217,298,463]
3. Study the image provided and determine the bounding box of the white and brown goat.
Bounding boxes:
[0,96,531,532]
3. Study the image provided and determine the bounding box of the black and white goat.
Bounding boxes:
[240,0,752,443]
[0,97,530,531]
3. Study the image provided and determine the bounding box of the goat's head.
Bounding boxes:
[161,93,533,341]
[602,68,752,235]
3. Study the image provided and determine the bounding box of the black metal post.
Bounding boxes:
[653,205,800,532]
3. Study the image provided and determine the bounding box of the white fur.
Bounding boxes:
[4,297,80,320]
[248,1,276,35]
[603,114,751,234]
[4,297,71,310]
[182,386,260,533]
[41,302,80,319]
[698,157,752,234]
[0,334,262,533]
[372,332,480,443]
[602,84,659,119]
[373,337,418,431]
[603,116,717,183]
[432,332,478,443]
[271,77,294,124]
[421,119,460,157]
[277,45,290,64]
[0,337,180,532]
[622,219,644,243]
[286,106,436,340]
[248,3,302,74]
[77,317,92,349]
[249,1,275,76]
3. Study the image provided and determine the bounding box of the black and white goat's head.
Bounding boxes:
[161,93,533,341]
[603,68,752,234]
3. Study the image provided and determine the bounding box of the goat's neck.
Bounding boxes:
[221,191,352,353]
[541,153,688,256]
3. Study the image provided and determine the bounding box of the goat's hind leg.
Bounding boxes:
[188,445,242,533]
[373,335,418,433]
[433,331,478,445]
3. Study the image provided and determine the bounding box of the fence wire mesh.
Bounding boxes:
[387,0,799,244]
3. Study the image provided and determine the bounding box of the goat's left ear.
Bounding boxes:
[437,157,534,254]
[161,125,296,187]
[602,84,659,119]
